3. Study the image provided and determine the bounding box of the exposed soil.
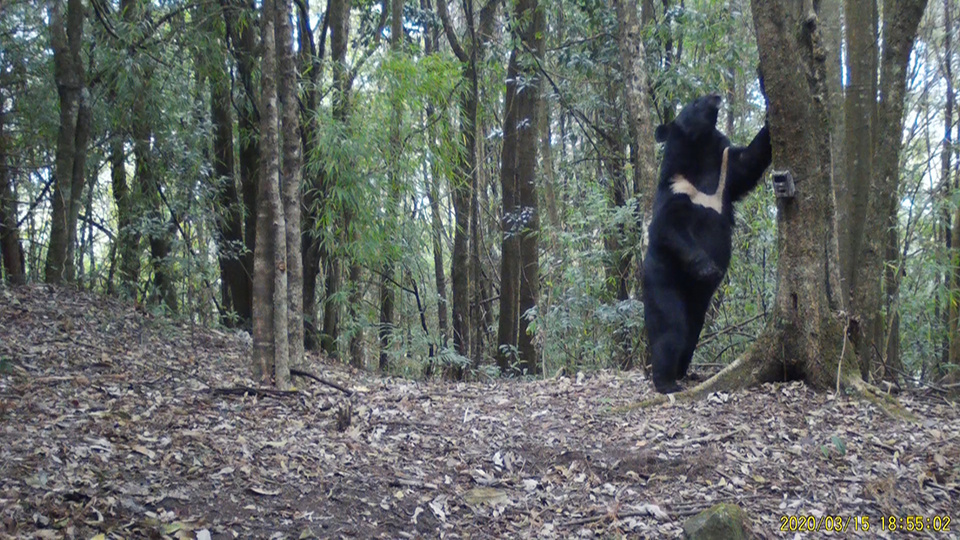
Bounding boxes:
[1,285,958,539]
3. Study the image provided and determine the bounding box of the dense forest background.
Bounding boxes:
[1,0,957,388]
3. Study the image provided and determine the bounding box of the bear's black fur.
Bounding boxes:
[643,94,771,394]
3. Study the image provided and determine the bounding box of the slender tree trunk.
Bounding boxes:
[206,3,248,326]
[111,134,140,296]
[45,0,89,284]
[252,0,290,387]
[450,70,476,368]
[278,0,303,371]
[423,19,450,350]
[322,0,352,359]
[942,0,960,376]
[496,48,522,374]
[516,0,544,374]
[949,206,960,372]
[869,0,928,382]
[436,0,502,374]
[427,163,449,347]
[940,0,954,376]
[0,93,24,285]
[497,0,543,375]
[379,0,404,372]
[298,0,326,349]
[222,0,259,328]
[539,97,561,232]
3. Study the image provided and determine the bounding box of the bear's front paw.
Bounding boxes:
[695,259,723,283]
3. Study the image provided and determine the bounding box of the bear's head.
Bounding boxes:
[655,93,722,143]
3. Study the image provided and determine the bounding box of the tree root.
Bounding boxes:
[613,333,777,412]
[841,374,919,422]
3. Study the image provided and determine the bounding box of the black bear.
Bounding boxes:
[642,94,771,394]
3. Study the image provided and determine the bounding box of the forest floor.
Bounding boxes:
[0,285,958,540]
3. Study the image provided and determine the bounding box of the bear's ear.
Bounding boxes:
[655,123,671,143]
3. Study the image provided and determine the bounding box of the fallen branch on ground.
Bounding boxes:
[212,387,299,399]
[290,368,353,395]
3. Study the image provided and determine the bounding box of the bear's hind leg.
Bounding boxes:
[646,286,689,394]
[678,305,707,381]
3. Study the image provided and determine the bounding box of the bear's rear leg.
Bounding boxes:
[677,309,707,381]
[651,333,686,394]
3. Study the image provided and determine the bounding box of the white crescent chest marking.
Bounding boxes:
[669,147,730,215]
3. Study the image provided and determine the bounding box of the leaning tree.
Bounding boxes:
[641,0,922,415]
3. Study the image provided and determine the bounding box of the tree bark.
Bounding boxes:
[841,0,879,378]
[422,3,450,353]
[869,0,928,382]
[436,0,501,375]
[298,0,326,349]
[206,2,248,326]
[613,0,657,220]
[939,0,955,377]
[321,0,352,359]
[496,48,522,374]
[945,0,960,376]
[221,0,259,328]
[497,0,543,376]
[665,0,861,403]
[820,0,844,233]
[0,91,24,285]
[379,0,404,372]
[516,0,544,375]
[278,0,303,371]
[45,0,90,284]
[252,0,290,387]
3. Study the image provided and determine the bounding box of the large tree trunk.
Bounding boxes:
[841,0,880,378]
[45,0,90,284]
[820,0,844,229]
[210,69,248,324]
[278,0,304,370]
[0,92,24,285]
[664,0,860,403]
[613,0,657,219]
